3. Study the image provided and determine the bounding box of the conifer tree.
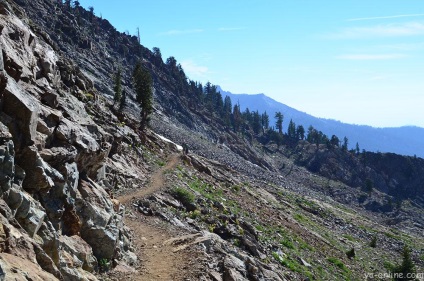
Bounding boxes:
[393,245,416,281]
[296,125,305,140]
[275,112,283,135]
[287,119,296,139]
[330,135,340,147]
[223,96,232,126]
[113,69,122,106]
[133,62,153,131]
[232,104,242,132]
[355,142,360,155]
[342,136,349,151]
[119,90,126,112]
[261,112,269,131]
[88,6,94,22]
[252,111,261,134]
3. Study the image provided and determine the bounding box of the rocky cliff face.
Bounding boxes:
[0,1,143,279]
[0,0,423,280]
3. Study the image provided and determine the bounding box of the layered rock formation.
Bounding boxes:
[0,2,139,279]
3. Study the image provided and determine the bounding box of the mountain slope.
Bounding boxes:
[3,0,423,280]
[219,87,424,158]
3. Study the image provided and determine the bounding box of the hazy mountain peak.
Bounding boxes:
[218,87,424,158]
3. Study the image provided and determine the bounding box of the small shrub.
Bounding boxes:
[370,235,377,248]
[188,209,201,219]
[343,234,355,242]
[346,248,355,259]
[98,258,110,272]
[171,187,195,206]
[363,178,373,193]
[281,238,295,249]
[328,257,349,273]
[232,185,241,193]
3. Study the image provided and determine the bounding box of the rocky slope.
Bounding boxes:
[0,0,423,280]
[0,1,150,279]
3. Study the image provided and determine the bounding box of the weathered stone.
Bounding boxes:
[6,187,23,216]
[33,243,62,279]
[210,271,223,281]
[37,221,60,269]
[0,0,12,16]
[223,254,246,274]
[0,253,58,281]
[260,267,285,281]
[39,147,77,168]
[241,237,266,259]
[59,235,97,273]
[223,267,247,281]
[0,139,14,193]
[77,180,113,229]
[17,146,64,192]
[0,199,12,221]
[2,77,39,150]
[61,204,81,236]
[81,226,118,260]
[0,122,12,142]
[60,266,98,281]
[15,191,46,237]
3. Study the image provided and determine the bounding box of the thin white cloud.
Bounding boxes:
[336,54,408,60]
[180,60,209,77]
[218,27,245,32]
[327,22,424,39]
[378,42,424,51]
[348,14,424,22]
[369,75,386,81]
[159,29,203,36]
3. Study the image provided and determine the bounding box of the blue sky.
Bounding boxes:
[78,0,424,128]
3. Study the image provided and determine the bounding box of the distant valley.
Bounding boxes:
[219,87,424,158]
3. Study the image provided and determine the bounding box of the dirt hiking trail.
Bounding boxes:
[114,153,192,281]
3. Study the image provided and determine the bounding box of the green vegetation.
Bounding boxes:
[98,258,110,271]
[346,248,355,259]
[133,62,153,131]
[342,234,356,242]
[281,237,295,249]
[370,235,377,248]
[188,209,201,219]
[327,257,350,273]
[113,68,122,106]
[392,246,416,281]
[274,111,284,135]
[293,213,306,223]
[171,187,195,206]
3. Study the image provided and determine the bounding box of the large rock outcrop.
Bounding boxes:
[0,2,139,280]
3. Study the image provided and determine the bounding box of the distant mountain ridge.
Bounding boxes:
[218,87,424,158]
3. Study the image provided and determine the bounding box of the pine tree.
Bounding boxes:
[287,119,296,139]
[330,135,340,147]
[393,245,416,281]
[119,90,126,112]
[133,62,153,131]
[113,69,122,106]
[296,125,305,140]
[88,6,94,22]
[223,96,232,126]
[275,112,283,135]
[342,136,349,151]
[261,111,269,132]
[252,111,261,135]
[355,142,360,155]
[232,104,242,132]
